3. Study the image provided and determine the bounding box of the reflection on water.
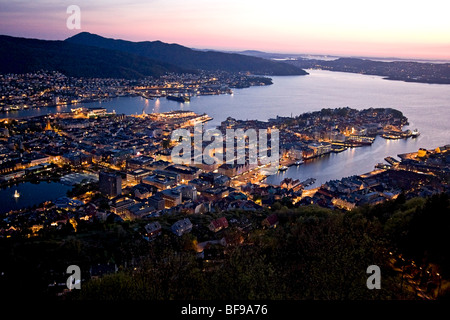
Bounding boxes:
[153,98,160,113]
[0,181,72,214]
[144,97,150,113]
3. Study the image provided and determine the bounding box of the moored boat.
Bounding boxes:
[411,129,420,138]
[166,95,190,103]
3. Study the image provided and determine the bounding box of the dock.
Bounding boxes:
[384,156,400,165]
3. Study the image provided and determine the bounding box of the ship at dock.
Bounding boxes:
[382,133,402,140]
[382,128,420,140]
[410,129,420,138]
[345,136,375,145]
[140,92,155,100]
[166,94,190,103]
[331,145,347,153]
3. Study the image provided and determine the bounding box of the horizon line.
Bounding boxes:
[2,31,450,64]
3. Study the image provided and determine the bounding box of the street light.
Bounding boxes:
[437,273,442,298]
[401,263,405,293]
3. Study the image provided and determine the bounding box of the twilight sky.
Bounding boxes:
[1,0,449,60]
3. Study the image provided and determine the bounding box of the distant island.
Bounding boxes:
[285,57,450,84]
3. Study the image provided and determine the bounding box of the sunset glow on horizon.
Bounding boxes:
[1,0,449,60]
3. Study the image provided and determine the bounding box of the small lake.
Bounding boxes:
[0,181,72,215]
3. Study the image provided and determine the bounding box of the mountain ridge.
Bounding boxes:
[0,34,190,79]
[64,32,308,76]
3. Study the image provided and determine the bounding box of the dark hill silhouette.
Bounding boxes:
[0,34,189,79]
[65,32,308,76]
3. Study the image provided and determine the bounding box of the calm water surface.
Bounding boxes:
[0,181,72,214]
